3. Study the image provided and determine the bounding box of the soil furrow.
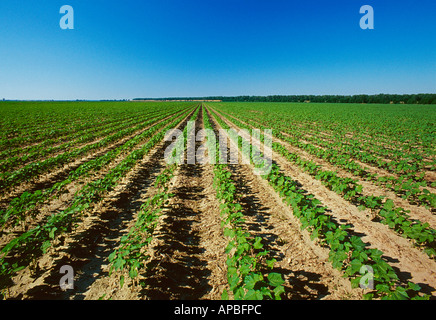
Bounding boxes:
[206,106,362,300]
[216,109,436,227]
[210,106,436,298]
[2,109,196,299]
[228,110,436,188]
[139,107,228,300]
[0,110,192,252]
[0,110,186,206]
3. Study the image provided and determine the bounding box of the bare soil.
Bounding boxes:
[206,107,363,300]
[2,104,434,301]
[210,106,436,298]
[2,110,195,299]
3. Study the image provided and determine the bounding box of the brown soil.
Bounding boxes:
[0,115,145,174]
[238,112,436,187]
[3,104,434,301]
[206,107,362,300]
[218,109,436,214]
[2,110,196,299]
[0,112,183,206]
[0,112,191,252]
[138,107,228,300]
[209,106,436,298]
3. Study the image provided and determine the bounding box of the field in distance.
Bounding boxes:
[0,100,435,300]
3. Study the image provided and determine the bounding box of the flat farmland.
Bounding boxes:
[0,101,435,300]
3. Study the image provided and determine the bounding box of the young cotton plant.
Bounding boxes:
[213,164,285,301]
[108,164,177,288]
[206,107,285,300]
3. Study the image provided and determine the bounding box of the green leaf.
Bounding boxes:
[268,273,285,287]
[221,289,229,300]
[108,251,117,263]
[266,258,276,269]
[253,237,263,250]
[244,289,260,300]
[350,276,362,289]
[383,199,395,211]
[347,258,363,276]
[41,240,51,254]
[234,287,245,300]
[363,293,374,300]
[129,266,138,279]
[244,289,257,300]
[228,273,240,291]
[11,263,26,273]
[375,284,391,293]
[273,285,285,300]
[407,282,421,292]
[384,290,409,300]
[120,275,125,288]
[49,227,58,239]
[260,286,273,300]
[226,257,237,268]
[224,228,235,238]
[244,275,257,290]
[239,263,252,276]
[225,241,235,253]
[350,236,366,251]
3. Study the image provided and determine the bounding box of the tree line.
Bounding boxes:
[134,94,436,104]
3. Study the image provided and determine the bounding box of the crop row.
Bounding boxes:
[207,105,429,300]
[0,104,130,150]
[218,106,436,210]
[0,107,192,192]
[0,107,191,230]
[0,102,191,151]
[0,107,196,296]
[0,108,170,172]
[0,107,150,159]
[278,129,435,206]
[212,108,436,259]
[203,106,285,300]
[229,102,435,165]
[107,106,202,289]
[281,120,433,178]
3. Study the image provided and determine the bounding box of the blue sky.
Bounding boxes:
[0,0,435,100]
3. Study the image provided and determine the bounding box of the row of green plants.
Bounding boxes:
[0,104,127,152]
[213,108,436,259]
[207,106,429,300]
[283,120,432,179]
[0,108,191,230]
[0,109,183,191]
[0,106,105,150]
[107,106,202,289]
[0,101,194,151]
[279,130,436,209]
[227,101,435,171]
[246,108,435,208]
[0,108,167,172]
[217,104,435,209]
[278,144,436,259]
[0,111,131,162]
[203,106,286,300]
[0,107,196,295]
[108,163,178,288]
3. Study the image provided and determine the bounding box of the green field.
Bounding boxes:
[0,101,435,300]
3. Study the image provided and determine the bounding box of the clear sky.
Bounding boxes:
[0,0,435,100]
